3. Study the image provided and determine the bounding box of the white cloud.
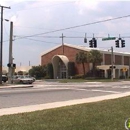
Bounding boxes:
[1,0,130,66]
[75,0,100,15]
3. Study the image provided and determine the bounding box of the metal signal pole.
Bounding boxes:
[111,46,114,81]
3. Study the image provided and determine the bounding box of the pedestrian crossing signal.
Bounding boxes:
[122,67,127,72]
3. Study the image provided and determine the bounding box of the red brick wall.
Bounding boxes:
[124,56,129,65]
[41,45,90,75]
[41,46,62,66]
[104,54,127,65]
[104,54,111,65]
[42,45,130,75]
[115,55,122,65]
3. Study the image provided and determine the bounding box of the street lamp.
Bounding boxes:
[108,46,114,81]
[8,21,14,84]
[0,5,10,84]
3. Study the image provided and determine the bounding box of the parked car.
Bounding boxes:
[12,75,34,84]
[24,75,36,82]
[2,75,8,83]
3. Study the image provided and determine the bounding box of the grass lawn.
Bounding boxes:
[0,96,130,130]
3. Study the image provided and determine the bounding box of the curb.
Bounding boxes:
[0,85,33,89]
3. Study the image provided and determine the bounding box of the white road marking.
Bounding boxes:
[121,86,130,88]
[112,85,130,89]
[35,84,105,88]
[64,88,121,94]
[91,89,121,94]
[84,82,102,84]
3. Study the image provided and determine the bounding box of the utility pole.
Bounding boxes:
[0,5,10,84]
[8,21,13,84]
[111,46,114,81]
[60,33,65,55]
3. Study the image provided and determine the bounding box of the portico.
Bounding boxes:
[97,65,129,78]
[52,55,69,79]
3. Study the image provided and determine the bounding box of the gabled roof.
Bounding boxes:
[41,43,130,56]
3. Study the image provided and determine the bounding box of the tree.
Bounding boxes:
[87,50,102,77]
[17,71,24,75]
[47,63,53,79]
[75,51,87,76]
[68,62,75,77]
[29,65,47,79]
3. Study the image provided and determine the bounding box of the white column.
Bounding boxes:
[104,69,108,78]
[113,69,116,78]
[118,69,121,78]
[127,70,129,78]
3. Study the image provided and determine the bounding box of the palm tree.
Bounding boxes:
[75,51,87,76]
[87,50,102,77]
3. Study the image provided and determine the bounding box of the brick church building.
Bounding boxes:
[41,43,130,79]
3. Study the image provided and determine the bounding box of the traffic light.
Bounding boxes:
[7,63,16,68]
[89,40,93,47]
[110,66,116,69]
[115,40,119,48]
[93,38,97,48]
[84,37,87,43]
[7,63,11,67]
[121,39,125,48]
[13,63,16,68]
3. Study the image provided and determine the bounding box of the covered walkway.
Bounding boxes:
[97,65,129,79]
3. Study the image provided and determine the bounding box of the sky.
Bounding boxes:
[1,0,130,67]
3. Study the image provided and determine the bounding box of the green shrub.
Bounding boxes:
[47,63,53,79]
[72,74,84,79]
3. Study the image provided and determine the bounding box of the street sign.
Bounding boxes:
[102,37,116,41]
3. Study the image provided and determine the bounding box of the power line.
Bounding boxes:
[15,14,130,40]
[24,37,60,44]
[15,35,130,39]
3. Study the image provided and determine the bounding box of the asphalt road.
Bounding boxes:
[0,81,130,109]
